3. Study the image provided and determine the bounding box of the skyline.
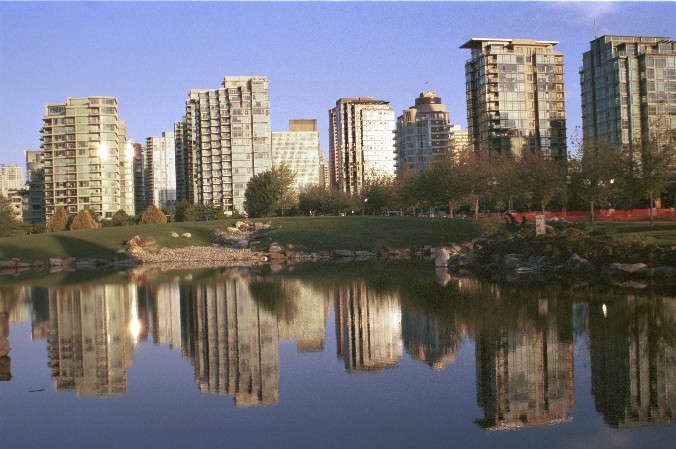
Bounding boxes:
[1,2,674,168]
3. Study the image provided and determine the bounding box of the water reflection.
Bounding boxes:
[1,263,673,435]
[473,297,575,430]
[589,294,675,428]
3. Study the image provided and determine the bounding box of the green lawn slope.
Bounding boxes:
[0,216,479,260]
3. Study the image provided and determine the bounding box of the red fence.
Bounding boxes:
[485,208,676,222]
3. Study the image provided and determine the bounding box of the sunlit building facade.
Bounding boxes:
[396,92,460,174]
[272,119,321,192]
[461,38,567,160]
[329,98,396,193]
[41,97,134,220]
[22,150,45,223]
[177,76,272,214]
[0,164,23,197]
[580,35,676,155]
[145,132,177,212]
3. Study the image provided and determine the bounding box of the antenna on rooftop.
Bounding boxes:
[594,18,597,39]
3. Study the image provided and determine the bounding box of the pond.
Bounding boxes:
[0,261,674,448]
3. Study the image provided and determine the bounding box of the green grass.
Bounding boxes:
[0,216,479,261]
[590,222,676,245]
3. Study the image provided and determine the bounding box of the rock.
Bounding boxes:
[354,251,376,259]
[16,261,32,268]
[332,250,355,258]
[235,221,246,228]
[610,262,648,274]
[269,243,283,253]
[503,254,523,269]
[171,232,179,238]
[127,235,157,249]
[226,227,241,234]
[650,266,676,278]
[268,252,288,261]
[567,253,590,270]
[49,257,63,266]
[32,260,45,267]
[181,233,191,238]
[435,248,451,267]
[0,260,17,268]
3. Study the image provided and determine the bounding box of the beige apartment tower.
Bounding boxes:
[177,76,271,214]
[41,97,134,220]
[272,119,321,192]
[461,38,567,160]
[329,98,396,193]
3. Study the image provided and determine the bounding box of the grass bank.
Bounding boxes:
[0,216,479,260]
[591,222,676,245]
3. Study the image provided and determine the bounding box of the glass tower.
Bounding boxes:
[461,38,567,160]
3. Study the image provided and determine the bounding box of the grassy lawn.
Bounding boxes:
[0,216,479,260]
[591,222,676,245]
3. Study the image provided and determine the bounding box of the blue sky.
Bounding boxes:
[0,1,674,169]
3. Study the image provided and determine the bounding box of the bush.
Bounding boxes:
[46,206,69,233]
[140,204,167,224]
[69,209,100,230]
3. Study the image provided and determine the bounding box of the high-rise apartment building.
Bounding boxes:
[461,38,567,160]
[329,98,396,193]
[41,97,134,220]
[396,92,464,174]
[145,132,177,211]
[0,164,23,197]
[272,119,321,192]
[580,35,676,154]
[132,143,145,215]
[23,150,45,224]
[177,76,271,214]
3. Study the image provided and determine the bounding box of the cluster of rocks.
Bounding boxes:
[434,238,676,288]
[212,220,274,249]
[266,243,433,264]
[0,256,136,275]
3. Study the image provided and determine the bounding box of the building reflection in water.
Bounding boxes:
[276,280,330,353]
[0,311,10,380]
[590,295,675,428]
[402,306,462,370]
[187,271,280,406]
[46,285,137,397]
[335,283,403,373]
[474,297,575,430]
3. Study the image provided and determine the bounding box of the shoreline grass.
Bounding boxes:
[0,216,674,261]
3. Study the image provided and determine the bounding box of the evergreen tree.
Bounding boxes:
[46,206,69,233]
[140,204,167,224]
[0,194,23,237]
[69,209,99,230]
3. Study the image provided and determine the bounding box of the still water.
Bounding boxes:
[0,261,674,449]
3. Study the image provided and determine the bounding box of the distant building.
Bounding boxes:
[176,76,272,214]
[461,38,567,160]
[23,150,44,223]
[132,143,145,215]
[272,119,321,192]
[580,35,676,155]
[396,92,463,174]
[319,150,330,190]
[0,164,23,197]
[41,97,134,220]
[145,132,177,212]
[329,98,396,193]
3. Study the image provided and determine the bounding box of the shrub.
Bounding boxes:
[140,204,167,224]
[69,209,100,230]
[46,206,69,232]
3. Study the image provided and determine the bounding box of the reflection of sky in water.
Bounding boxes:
[0,263,673,448]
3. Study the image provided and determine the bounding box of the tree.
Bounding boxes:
[627,127,676,226]
[140,204,167,224]
[363,176,397,215]
[270,163,297,215]
[0,194,24,237]
[570,139,624,224]
[515,150,566,215]
[46,206,69,233]
[244,171,276,218]
[107,209,135,227]
[69,209,99,230]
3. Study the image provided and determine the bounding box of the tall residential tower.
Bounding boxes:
[329,98,396,193]
[40,97,134,220]
[177,76,271,214]
[580,35,676,154]
[272,119,321,192]
[461,38,567,160]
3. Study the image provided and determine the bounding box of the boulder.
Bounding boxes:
[0,260,17,268]
[332,249,355,258]
[610,262,648,274]
[269,243,283,253]
[226,227,241,234]
[181,233,191,238]
[435,248,451,267]
[170,232,179,238]
[355,250,376,259]
[567,253,590,270]
[127,235,157,249]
